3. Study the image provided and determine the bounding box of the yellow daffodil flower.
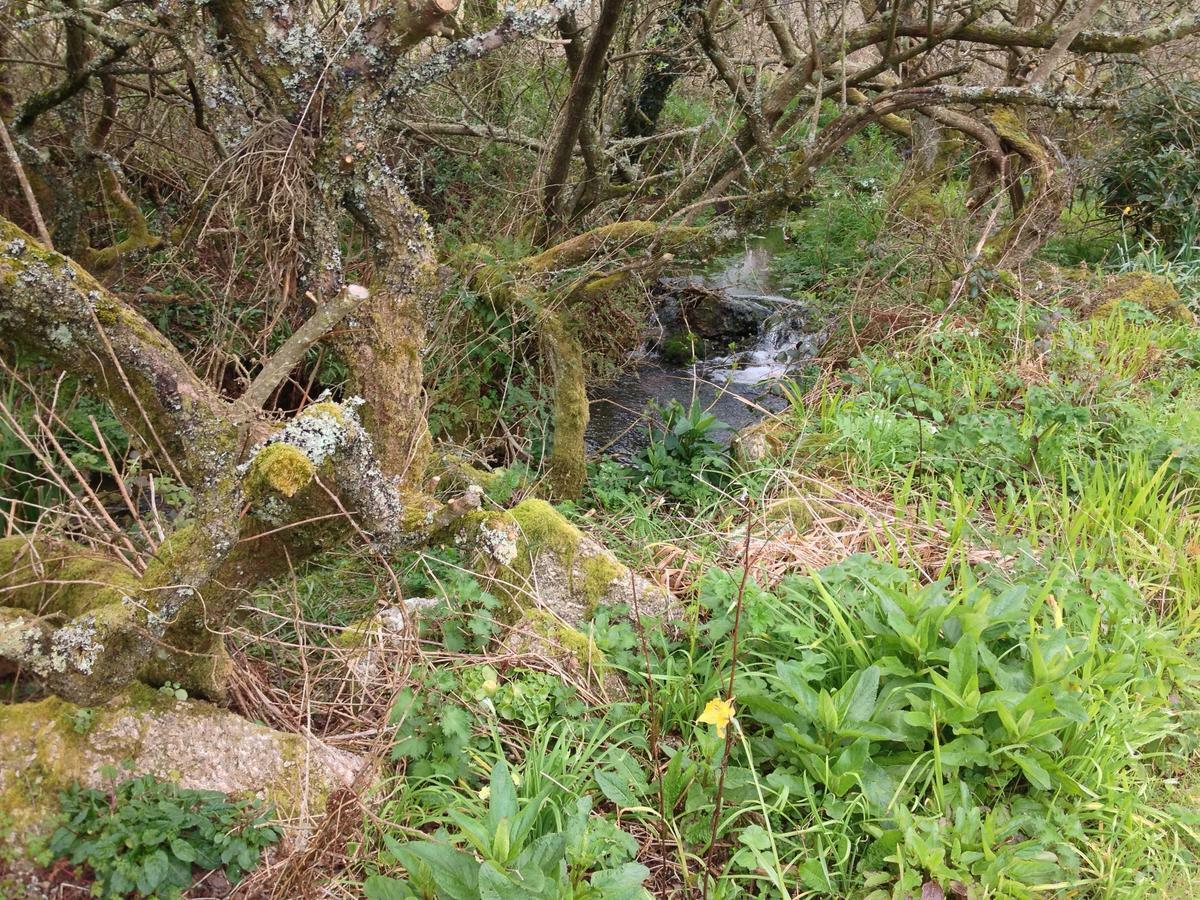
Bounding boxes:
[698,697,735,738]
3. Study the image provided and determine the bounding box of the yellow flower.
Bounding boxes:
[478,785,491,800]
[1123,205,1133,215]
[698,697,735,738]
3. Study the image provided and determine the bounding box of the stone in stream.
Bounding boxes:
[656,280,775,350]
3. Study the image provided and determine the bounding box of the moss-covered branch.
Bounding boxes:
[0,218,236,482]
[0,399,482,704]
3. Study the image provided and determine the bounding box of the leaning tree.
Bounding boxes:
[1,0,1197,704]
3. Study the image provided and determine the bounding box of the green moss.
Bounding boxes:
[302,400,348,424]
[540,313,589,498]
[0,536,135,616]
[523,608,606,672]
[763,497,815,530]
[895,186,948,224]
[0,695,79,836]
[511,499,582,562]
[661,333,699,365]
[1107,273,1193,323]
[580,553,622,609]
[332,615,377,649]
[245,443,315,498]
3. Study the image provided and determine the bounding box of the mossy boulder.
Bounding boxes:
[1030,265,1194,324]
[1099,272,1194,323]
[455,498,677,627]
[0,686,361,859]
[730,418,789,467]
[501,608,608,678]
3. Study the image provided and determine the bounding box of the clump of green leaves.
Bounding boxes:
[632,398,731,503]
[696,554,1199,895]
[1100,80,1200,250]
[364,760,648,900]
[460,665,585,727]
[68,708,96,735]
[48,771,280,899]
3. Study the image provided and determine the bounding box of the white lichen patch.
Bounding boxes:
[48,324,73,348]
[49,617,105,674]
[477,519,519,566]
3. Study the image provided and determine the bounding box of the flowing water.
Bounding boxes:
[585,232,829,460]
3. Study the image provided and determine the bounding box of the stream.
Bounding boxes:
[585,231,830,460]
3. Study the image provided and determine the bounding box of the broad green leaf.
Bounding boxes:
[512,832,567,879]
[478,860,556,900]
[1008,751,1052,790]
[138,849,169,894]
[836,665,880,725]
[169,837,196,863]
[595,769,640,807]
[590,862,651,899]
[389,840,481,900]
[363,874,414,900]
[487,761,519,833]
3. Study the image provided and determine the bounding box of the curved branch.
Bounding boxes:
[239,284,371,412]
[380,0,588,104]
[0,219,235,482]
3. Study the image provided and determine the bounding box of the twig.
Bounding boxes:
[239,285,369,412]
[0,115,53,247]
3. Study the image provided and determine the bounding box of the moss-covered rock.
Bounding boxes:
[730,418,789,468]
[1100,272,1194,323]
[502,608,607,675]
[0,686,361,860]
[1030,265,1194,324]
[455,498,678,626]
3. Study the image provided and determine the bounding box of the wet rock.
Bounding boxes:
[656,280,771,348]
[730,418,789,466]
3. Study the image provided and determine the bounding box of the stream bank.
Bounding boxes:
[585,232,830,460]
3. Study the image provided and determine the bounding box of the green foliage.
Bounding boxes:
[425,280,549,449]
[705,554,1196,893]
[1099,80,1200,249]
[388,663,584,780]
[0,368,129,524]
[388,671,479,781]
[1040,198,1121,266]
[770,126,898,301]
[364,760,649,900]
[47,773,280,899]
[460,665,585,727]
[157,681,188,701]
[631,398,732,503]
[68,708,97,735]
[800,292,1200,496]
[1112,218,1200,307]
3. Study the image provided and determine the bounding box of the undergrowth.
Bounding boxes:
[286,235,1200,900]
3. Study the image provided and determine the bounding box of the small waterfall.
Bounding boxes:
[585,234,831,458]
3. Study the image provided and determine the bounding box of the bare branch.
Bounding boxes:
[240,284,371,412]
[1026,0,1106,86]
[381,0,589,105]
[0,116,53,248]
